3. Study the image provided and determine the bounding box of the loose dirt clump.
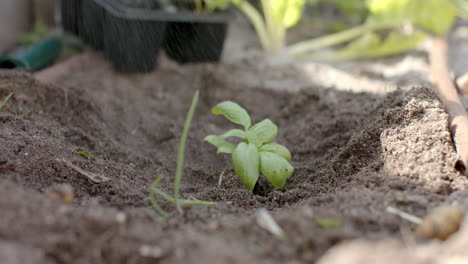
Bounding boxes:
[0,53,467,263]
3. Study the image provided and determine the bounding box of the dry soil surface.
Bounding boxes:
[1,24,468,264]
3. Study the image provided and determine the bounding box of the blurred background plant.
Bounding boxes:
[2,0,468,62]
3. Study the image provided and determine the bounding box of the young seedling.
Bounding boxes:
[150,89,217,220]
[0,92,13,111]
[205,101,294,191]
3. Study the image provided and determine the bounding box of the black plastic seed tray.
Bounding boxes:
[61,0,233,72]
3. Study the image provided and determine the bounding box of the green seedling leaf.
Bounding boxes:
[367,0,456,35]
[212,101,251,129]
[315,218,342,229]
[204,135,227,148]
[0,93,13,111]
[207,100,294,192]
[232,142,260,191]
[248,119,278,145]
[73,150,94,159]
[218,143,236,154]
[204,135,235,154]
[221,129,247,139]
[259,151,294,189]
[260,142,292,160]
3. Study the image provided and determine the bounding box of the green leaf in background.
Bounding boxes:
[221,129,247,139]
[260,142,292,160]
[271,0,307,28]
[365,31,427,57]
[311,31,427,60]
[212,101,252,130]
[259,151,294,189]
[204,0,231,12]
[452,0,468,18]
[20,20,49,46]
[232,142,260,191]
[332,0,368,18]
[367,0,456,35]
[315,218,342,229]
[248,119,278,145]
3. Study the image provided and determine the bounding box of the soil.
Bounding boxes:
[1,25,468,263]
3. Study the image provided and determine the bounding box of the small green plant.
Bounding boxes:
[150,90,216,220]
[20,20,49,46]
[73,150,95,159]
[205,101,294,191]
[0,93,13,111]
[287,0,458,60]
[315,217,342,229]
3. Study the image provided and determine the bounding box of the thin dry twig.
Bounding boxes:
[55,158,110,183]
[386,206,422,224]
[430,37,468,174]
[218,166,227,187]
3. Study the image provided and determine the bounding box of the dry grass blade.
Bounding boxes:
[429,37,468,174]
[55,158,110,183]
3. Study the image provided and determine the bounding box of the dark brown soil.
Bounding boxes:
[0,52,467,264]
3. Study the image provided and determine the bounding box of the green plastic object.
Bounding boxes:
[0,37,61,72]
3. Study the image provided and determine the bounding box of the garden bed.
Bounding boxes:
[1,39,468,263]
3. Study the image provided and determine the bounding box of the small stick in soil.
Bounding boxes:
[386,206,422,224]
[55,158,110,183]
[218,166,227,187]
[429,36,468,174]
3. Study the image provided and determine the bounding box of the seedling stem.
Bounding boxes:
[150,89,217,220]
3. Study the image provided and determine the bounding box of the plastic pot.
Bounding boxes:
[61,0,233,72]
[0,37,62,72]
[163,21,228,63]
[60,0,83,35]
